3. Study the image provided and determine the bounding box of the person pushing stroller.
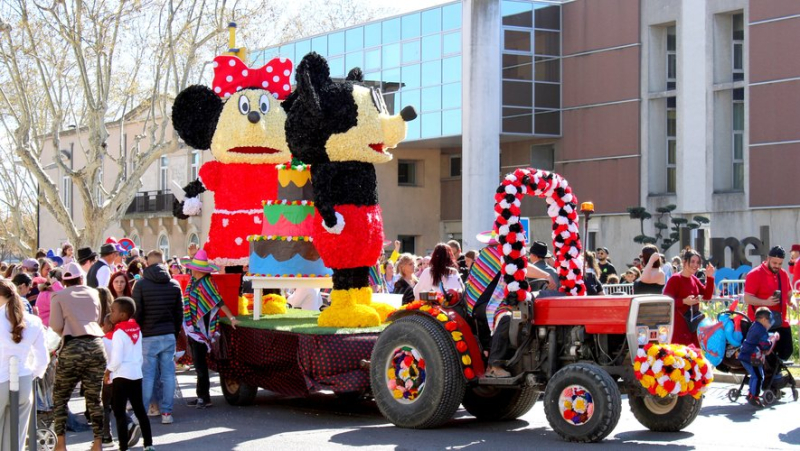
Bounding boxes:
[738,307,779,407]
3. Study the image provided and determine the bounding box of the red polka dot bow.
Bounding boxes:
[212,56,293,100]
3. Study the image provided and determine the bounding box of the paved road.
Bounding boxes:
[57,370,799,450]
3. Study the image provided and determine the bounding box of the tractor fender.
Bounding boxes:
[387,307,484,380]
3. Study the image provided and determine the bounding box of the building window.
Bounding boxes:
[732,88,744,191]
[159,156,168,192]
[190,150,200,181]
[131,234,141,248]
[449,155,461,178]
[158,234,170,257]
[398,160,419,186]
[188,233,200,249]
[121,133,127,180]
[666,96,677,194]
[62,175,72,215]
[398,235,416,255]
[732,14,744,82]
[666,26,676,90]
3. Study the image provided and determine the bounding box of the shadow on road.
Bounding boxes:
[779,427,800,445]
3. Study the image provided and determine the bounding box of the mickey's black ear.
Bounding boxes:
[346,67,364,82]
[295,52,330,89]
[171,85,223,150]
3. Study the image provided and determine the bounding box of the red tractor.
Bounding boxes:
[369,168,705,442]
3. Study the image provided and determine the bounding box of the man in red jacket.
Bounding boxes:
[744,246,794,362]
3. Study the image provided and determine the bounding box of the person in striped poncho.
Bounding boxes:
[181,249,239,409]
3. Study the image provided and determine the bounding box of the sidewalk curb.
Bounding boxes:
[714,372,800,385]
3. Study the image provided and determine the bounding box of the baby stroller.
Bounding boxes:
[699,308,798,406]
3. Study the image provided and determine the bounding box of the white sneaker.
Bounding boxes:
[161,413,174,424]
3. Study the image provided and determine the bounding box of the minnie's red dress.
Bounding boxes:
[199,161,278,266]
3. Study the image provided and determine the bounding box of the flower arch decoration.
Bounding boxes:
[493,168,586,302]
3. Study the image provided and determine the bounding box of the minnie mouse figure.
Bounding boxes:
[171,56,294,267]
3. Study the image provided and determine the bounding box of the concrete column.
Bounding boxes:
[677,0,709,213]
[461,0,501,252]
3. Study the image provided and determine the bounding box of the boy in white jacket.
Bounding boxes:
[106,297,154,451]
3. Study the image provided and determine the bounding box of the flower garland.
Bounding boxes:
[248,235,314,242]
[401,300,476,380]
[633,343,714,399]
[494,168,585,303]
[387,347,426,401]
[275,162,309,171]
[263,200,314,206]
[560,386,594,426]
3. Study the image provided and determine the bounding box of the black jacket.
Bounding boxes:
[132,264,183,338]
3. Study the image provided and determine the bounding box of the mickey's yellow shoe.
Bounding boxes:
[317,289,381,328]
[351,287,395,322]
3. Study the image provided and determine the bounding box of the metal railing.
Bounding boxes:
[125,190,175,215]
[604,283,634,295]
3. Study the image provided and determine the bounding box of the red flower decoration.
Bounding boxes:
[445,321,457,331]
[212,56,293,100]
[464,368,475,379]
[403,355,413,366]
[418,359,426,369]
[456,341,468,352]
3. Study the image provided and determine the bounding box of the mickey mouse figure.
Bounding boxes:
[172,56,293,267]
[283,52,417,328]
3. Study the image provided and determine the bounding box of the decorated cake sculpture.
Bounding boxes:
[171,55,294,266]
[283,52,417,328]
[247,160,333,278]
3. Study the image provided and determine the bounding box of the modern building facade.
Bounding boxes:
[38,0,800,269]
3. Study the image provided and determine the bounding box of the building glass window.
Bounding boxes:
[402,64,421,88]
[505,30,531,52]
[732,13,744,82]
[421,60,442,86]
[188,233,200,249]
[442,82,461,109]
[383,18,401,43]
[421,86,442,112]
[442,109,461,136]
[131,234,141,248]
[398,235,416,255]
[442,3,461,30]
[295,40,311,60]
[328,32,344,56]
[502,1,532,27]
[732,88,745,191]
[402,13,421,40]
[346,51,363,71]
[442,56,461,83]
[421,8,442,35]
[442,31,461,55]
[382,43,401,68]
[449,154,462,177]
[345,27,363,52]
[160,155,168,192]
[421,35,441,61]
[398,160,419,186]
[158,234,170,258]
[312,36,327,56]
[402,40,420,64]
[666,97,677,194]
[667,26,677,90]
[328,56,345,78]
[365,23,381,46]
[420,111,442,138]
[190,150,200,180]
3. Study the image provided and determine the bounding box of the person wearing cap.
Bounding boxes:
[132,249,183,424]
[21,258,40,277]
[529,241,559,291]
[595,247,617,284]
[744,246,794,362]
[49,261,106,451]
[790,244,800,290]
[182,249,238,409]
[77,246,99,274]
[87,243,119,289]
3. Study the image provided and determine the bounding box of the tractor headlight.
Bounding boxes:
[657,325,670,343]
[636,326,649,346]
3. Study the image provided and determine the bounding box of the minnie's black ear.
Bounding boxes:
[346,67,364,82]
[171,85,223,150]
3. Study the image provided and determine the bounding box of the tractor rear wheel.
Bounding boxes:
[220,373,258,406]
[370,315,466,429]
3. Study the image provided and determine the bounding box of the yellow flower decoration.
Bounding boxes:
[392,389,403,399]
[655,386,669,397]
[647,346,660,357]
[451,331,463,341]
[574,398,586,413]
[633,361,641,372]
[462,355,472,365]
[563,400,573,410]
[387,368,396,379]
[436,313,448,322]
[663,355,675,366]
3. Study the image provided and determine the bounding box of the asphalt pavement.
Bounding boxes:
[56,369,800,450]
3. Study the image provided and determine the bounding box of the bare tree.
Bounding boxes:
[277,0,393,43]
[0,0,281,249]
[0,145,37,254]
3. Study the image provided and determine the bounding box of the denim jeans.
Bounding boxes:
[141,334,176,414]
[739,359,764,398]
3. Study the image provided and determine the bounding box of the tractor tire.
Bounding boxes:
[629,394,702,432]
[462,386,539,421]
[543,363,622,443]
[220,373,258,406]
[370,315,466,429]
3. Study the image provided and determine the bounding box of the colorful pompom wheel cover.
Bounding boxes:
[386,346,426,403]
[559,385,595,426]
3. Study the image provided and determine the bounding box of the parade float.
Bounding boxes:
[172,41,711,441]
